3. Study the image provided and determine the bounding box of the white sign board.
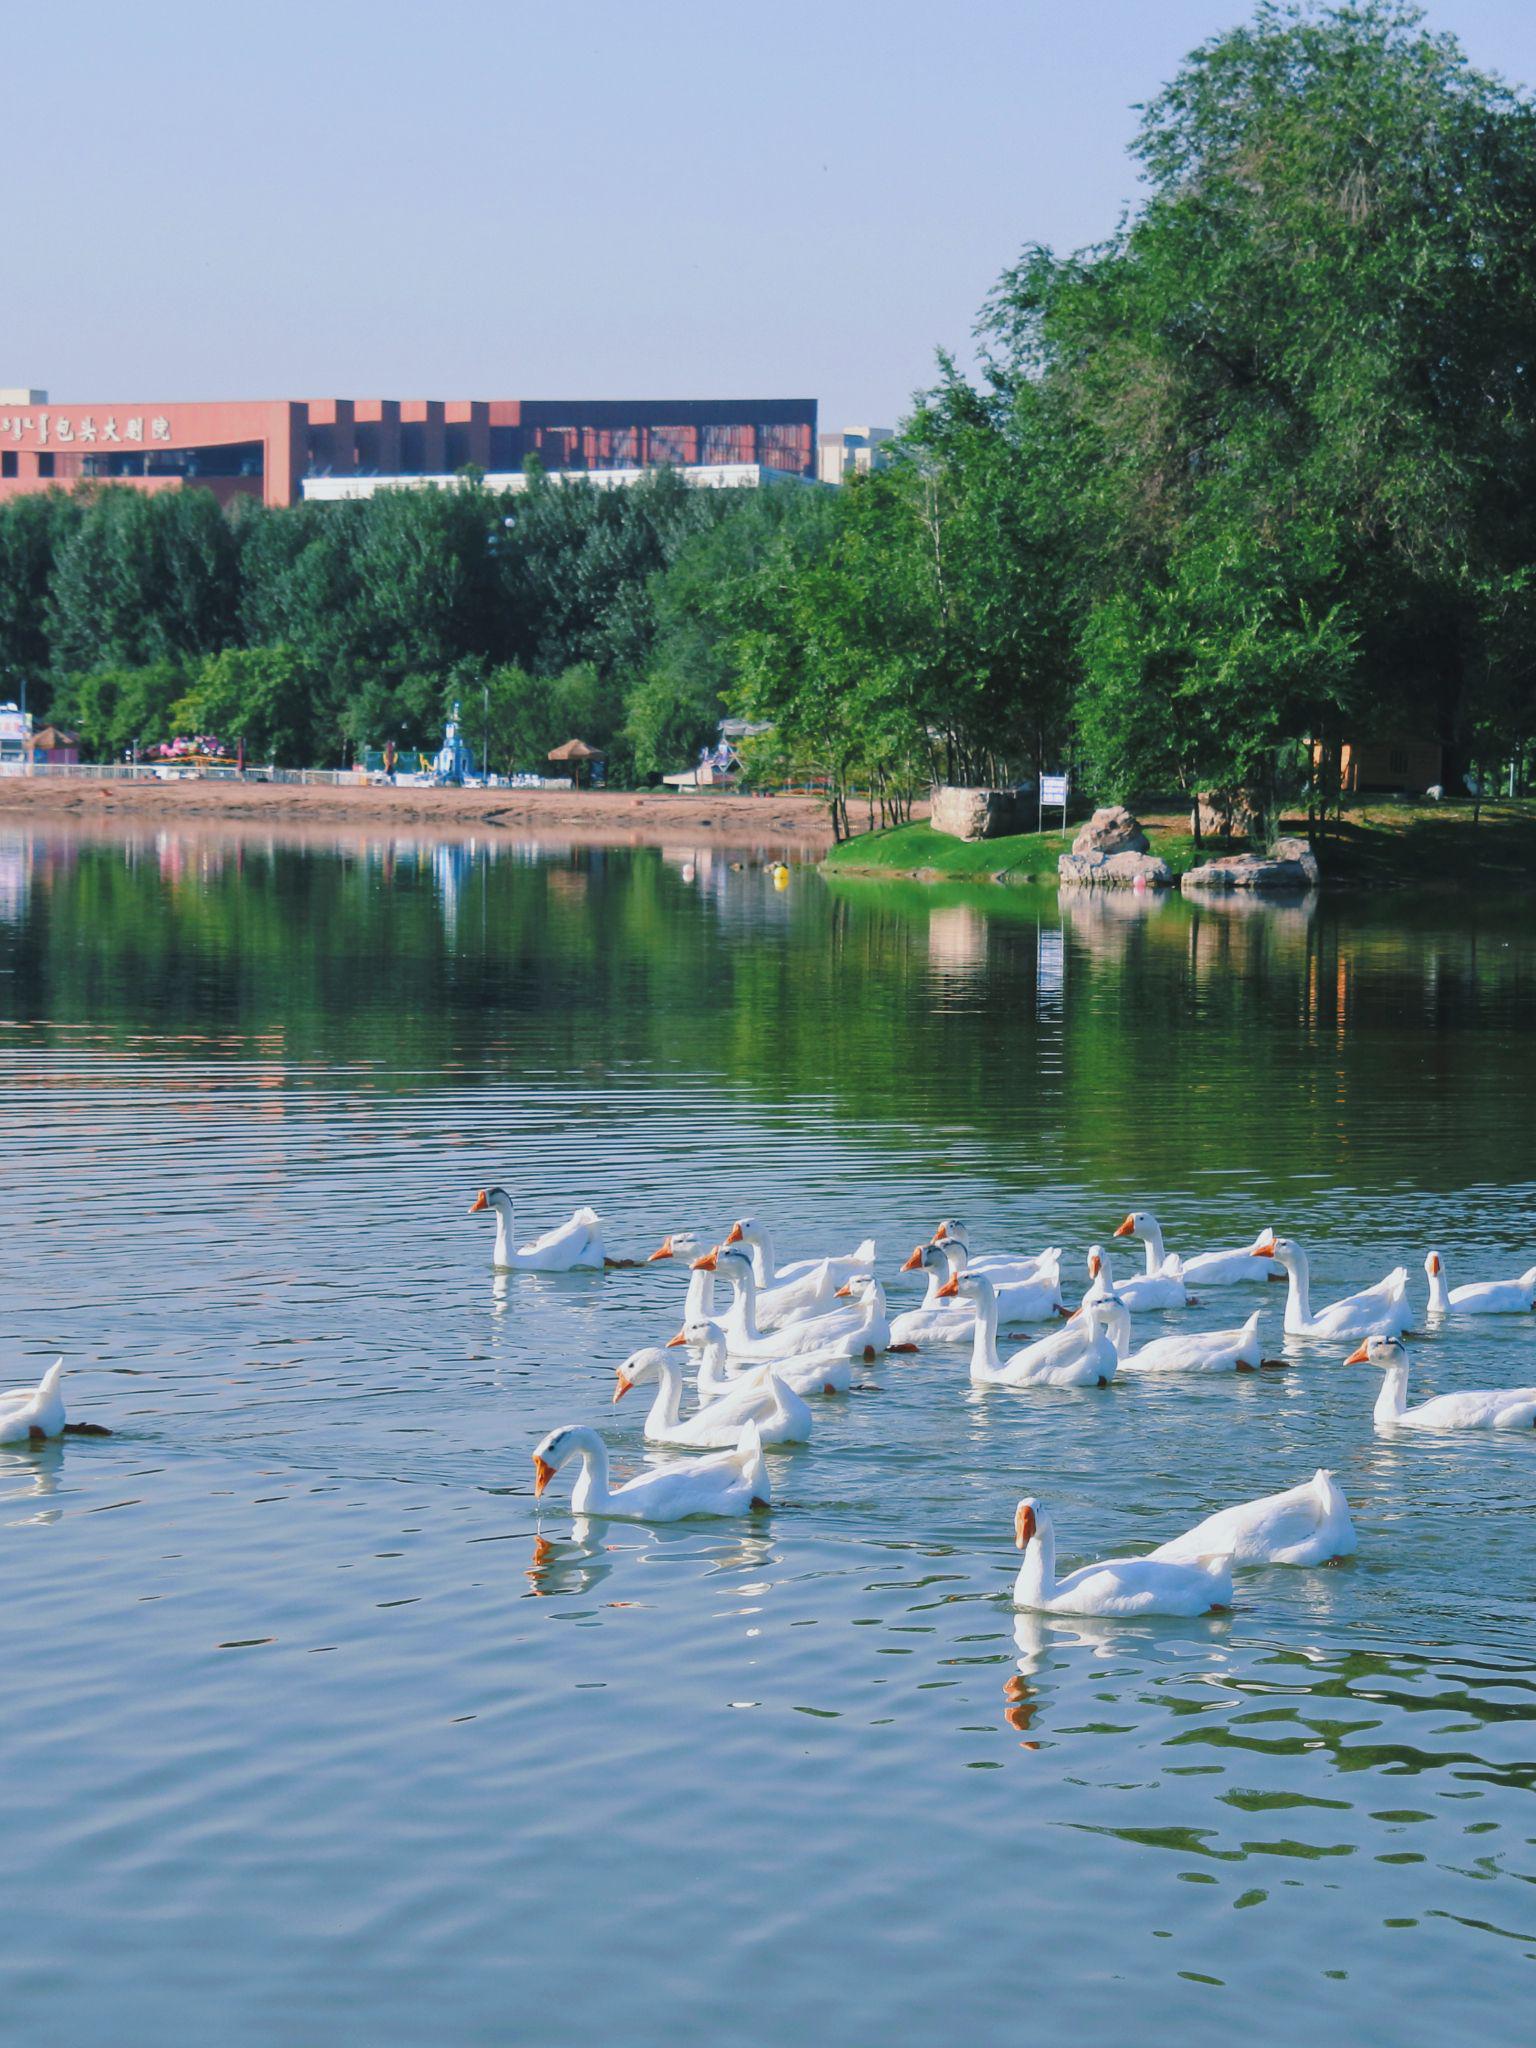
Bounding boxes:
[1040,774,1069,807]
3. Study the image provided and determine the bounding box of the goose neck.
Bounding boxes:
[969,1284,1003,1372]
[561,1428,612,1514]
[1374,1362,1408,1427]
[1139,1221,1165,1277]
[645,1361,686,1436]
[490,1190,516,1264]
[1426,1262,1451,1314]
[1280,1244,1311,1328]
[1014,1516,1056,1606]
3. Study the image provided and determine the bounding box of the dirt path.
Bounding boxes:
[0,778,836,852]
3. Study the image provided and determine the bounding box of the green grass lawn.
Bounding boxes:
[822,817,1203,882]
[824,799,1536,889]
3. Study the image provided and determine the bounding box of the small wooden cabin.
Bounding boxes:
[1313,736,1443,794]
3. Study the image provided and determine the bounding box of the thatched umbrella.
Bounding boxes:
[547,738,605,789]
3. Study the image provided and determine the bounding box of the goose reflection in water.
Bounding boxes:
[0,1440,65,1527]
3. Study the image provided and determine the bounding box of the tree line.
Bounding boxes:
[3,4,1534,834]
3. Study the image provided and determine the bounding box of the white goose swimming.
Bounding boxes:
[469,1189,604,1270]
[1424,1249,1536,1317]
[1082,1241,1186,1315]
[949,1275,1121,1388]
[723,1217,876,1296]
[1109,1213,1192,1309]
[0,1360,66,1444]
[1181,1229,1283,1286]
[931,1220,1056,1287]
[1149,1470,1355,1566]
[997,1287,1134,1381]
[1120,1309,1266,1375]
[531,1421,770,1520]
[889,1242,975,1348]
[683,1319,855,1399]
[1350,1334,1536,1432]
[1011,1499,1233,1617]
[701,1247,889,1360]
[613,1346,812,1448]
[1255,1236,1411,1339]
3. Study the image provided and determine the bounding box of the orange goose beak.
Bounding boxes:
[469,1190,490,1214]
[665,1329,689,1348]
[647,1236,675,1262]
[1014,1502,1037,1548]
[532,1455,556,1497]
[691,1248,719,1271]
[1252,1238,1277,1258]
[936,1275,960,1299]
[612,1375,633,1403]
[1113,1215,1135,1238]
[724,1222,745,1245]
[1344,1341,1372,1365]
[900,1246,925,1272]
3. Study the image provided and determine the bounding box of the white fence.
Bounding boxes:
[0,761,358,785]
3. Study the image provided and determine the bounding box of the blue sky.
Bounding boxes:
[10,1,1536,431]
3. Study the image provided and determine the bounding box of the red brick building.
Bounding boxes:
[0,395,817,508]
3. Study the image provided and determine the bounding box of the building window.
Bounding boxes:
[1,452,15,478]
[36,453,54,478]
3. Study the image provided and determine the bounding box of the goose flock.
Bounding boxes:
[471,1188,1536,1621]
[3,1190,1527,1627]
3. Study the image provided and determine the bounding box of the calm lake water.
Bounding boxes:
[1,824,1532,2047]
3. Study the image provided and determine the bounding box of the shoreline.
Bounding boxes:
[0,777,836,853]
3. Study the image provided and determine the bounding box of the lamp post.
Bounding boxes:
[483,681,490,788]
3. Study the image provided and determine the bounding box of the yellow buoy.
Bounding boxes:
[771,863,791,890]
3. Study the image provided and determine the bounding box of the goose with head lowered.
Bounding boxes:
[613,1346,812,1448]
[1120,1308,1271,1375]
[1349,1335,1536,1432]
[1423,1249,1536,1317]
[942,1272,1122,1387]
[681,1318,855,1398]
[1109,1214,1192,1309]
[531,1421,770,1521]
[698,1247,890,1360]
[1149,1470,1355,1566]
[1253,1236,1411,1339]
[469,1189,606,1270]
[1011,1499,1233,1617]
[0,1360,66,1444]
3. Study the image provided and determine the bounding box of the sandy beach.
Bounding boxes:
[0,776,836,851]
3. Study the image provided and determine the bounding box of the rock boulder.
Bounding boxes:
[1182,839,1319,893]
[1072,805,1149,857]
[1058,849,1173,889]
[929,785,1034,841]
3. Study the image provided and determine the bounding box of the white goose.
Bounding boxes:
[1120,1309,1266,1375]
[1182,1229,1283,1286]
[949,1275,1121,1388]
[723,1217,876,1295]
[1150,1470,1356,1566]
[684,1319,855,1399]
[1255,1236,1411,1339]
[1109,1213,1192,1309]
[469,1189,604,1270]
[998,1288,1134,1381]
[0,1360,66,1444]
[1424,1249,1536,1317]
[613,1346,812,1448]
[888,1242,975,1348]
[1011,1499,1233,1617]
[1083,1241,1186,1315]
[701,1247,889,1360]
[1350,1335,1536,1432]
[531,1421,770,1520]
[931,1220,1056,1287]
